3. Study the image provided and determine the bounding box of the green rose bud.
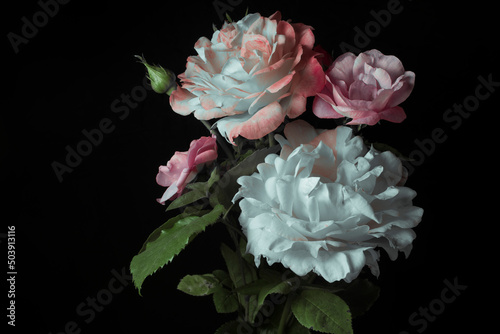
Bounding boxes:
[135,55,176,95]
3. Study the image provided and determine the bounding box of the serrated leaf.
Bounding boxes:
[220,243,258,290]
[287,317,311,334]
[213,287,239,313]
[177,274,220,296]
[220,243,259,321]
[291,289,353,334]
[166,189,206,211]
[130,204,225,294]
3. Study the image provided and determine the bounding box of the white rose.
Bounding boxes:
[233,120,423,283]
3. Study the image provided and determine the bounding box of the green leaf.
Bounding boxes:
[235,278,271,295]
[214,320,240,334]
[220,243,258,290]
[257,280,293,310]
[130,204,225,294]
[213,269,232,288]
[215,146,280,209]
[213,287,239,313]
[335,279,380,318]
[177,274,220,296]
[166,189,206,211]
[167,168,220,211]
[239,237,254,265]
[291,289,353,334]
[287,317,311,334]
[220,242,259,321]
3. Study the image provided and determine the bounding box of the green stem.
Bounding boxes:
[278,295,292,334]
[268,132,276,148]
[200,120,212,133]
[223,208,250,322]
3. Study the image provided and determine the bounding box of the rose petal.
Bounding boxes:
[327,52,356,85]
[386,71,415,107]
[170,86,197,115]
[216,101,285,144]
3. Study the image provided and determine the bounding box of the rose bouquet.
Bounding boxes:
[131,11,422,333]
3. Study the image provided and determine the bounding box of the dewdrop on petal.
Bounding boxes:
[135,55,176,95]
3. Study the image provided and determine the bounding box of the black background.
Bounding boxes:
[3,0,498,333]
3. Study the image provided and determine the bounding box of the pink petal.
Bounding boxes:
[187,136,217,167]
[268,11,281,21]
[353,52,373,81]
[386,71,415,107]
[348,80,377,101]
[157,169,197,204]
[327,52,356,86]
[309,129,338,159]
[366,49,406,82]
[169,86,196,115]
[241,33,272,60]
[193,149,218,166]
[196,95,244,119]
[156,152,189,187]
[276,20,296,55]
[331,84,351,107]
[345,110,381,126]
[378,106,407,123]
[312,94,343,119]
[267,72,294,93]
[283,93,307,119]
[219,101,286,144]
[291,55,325,98]
[283,120,320,147]
[371,67,392,89]
[371,89,396,111]
[291,22,316,50]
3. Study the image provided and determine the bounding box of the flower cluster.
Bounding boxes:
[132,11,422,334]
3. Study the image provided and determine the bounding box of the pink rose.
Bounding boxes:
[170,12,325,144]
[313,49,415,125]
[156,135,217,204]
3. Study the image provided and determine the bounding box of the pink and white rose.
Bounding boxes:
[170,12,325,144]
[313,49,415,125]
[156,135,217,204]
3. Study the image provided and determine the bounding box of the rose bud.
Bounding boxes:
[135,55,176,95]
